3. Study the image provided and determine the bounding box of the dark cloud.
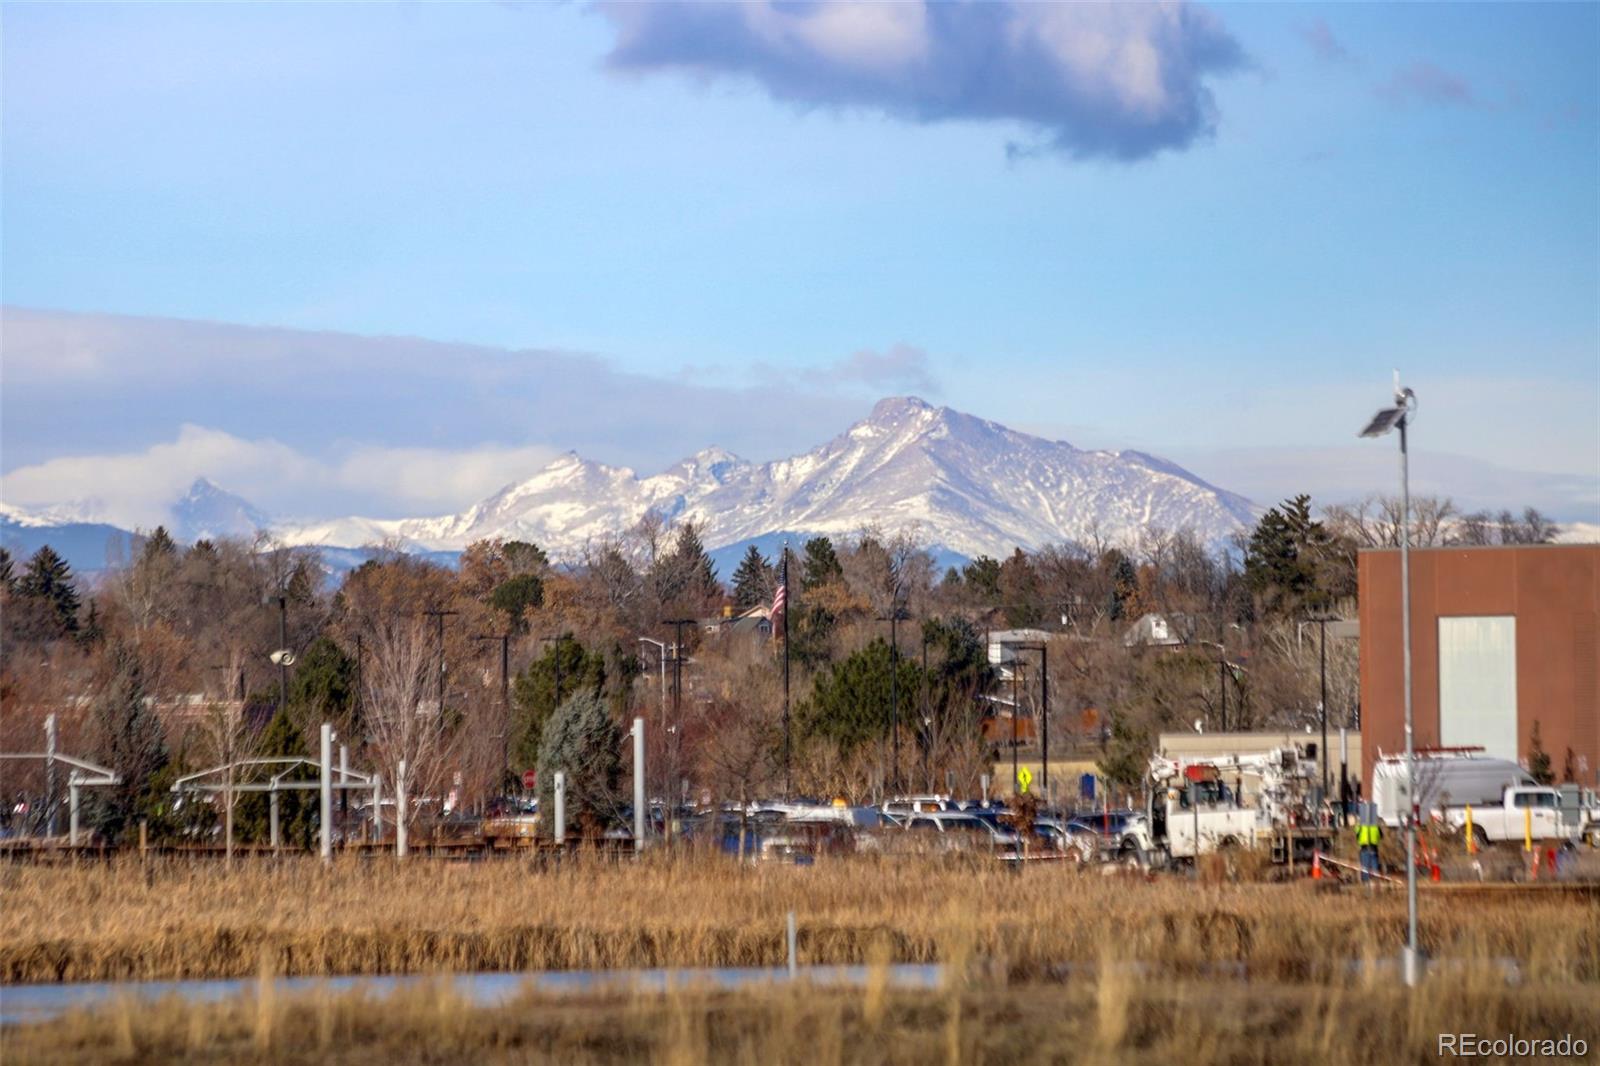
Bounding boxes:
[1377,61,1479,108]
[598,1,1247,161]
[1300,19,1353,65]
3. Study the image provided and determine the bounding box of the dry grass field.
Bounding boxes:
[5,961,1599,1065]
[2,853,1596,984]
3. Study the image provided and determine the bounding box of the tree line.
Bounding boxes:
[0,493,1560,842]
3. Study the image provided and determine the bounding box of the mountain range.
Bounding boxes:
[3,397,1258,574]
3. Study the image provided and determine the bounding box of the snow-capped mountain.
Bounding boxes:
[275,397,1257,559]
[170,477,272,542]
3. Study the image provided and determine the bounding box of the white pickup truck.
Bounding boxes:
[1439,785,1573,848]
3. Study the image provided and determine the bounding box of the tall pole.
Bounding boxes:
[1399,411,1419,987]
[1039,643,1050,806]
[782,543,791,797]
[278,594,289,712]
[921,629,930,793]
[477,634,512,794]
[633,717,646,851]
[889,610,899,793]
[1010,659,1020,796]
[44,714,57,837]
[1319,618,1330,805]
[319,722,333,862]
[1218,652,1227,733]
[424,609,458,715]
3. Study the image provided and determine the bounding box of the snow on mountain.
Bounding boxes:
[170,478,272,542]
[276,397,1257,560]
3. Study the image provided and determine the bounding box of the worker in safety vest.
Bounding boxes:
[1356,813,1382,882]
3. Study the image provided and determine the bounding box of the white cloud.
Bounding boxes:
[0,426,561,528]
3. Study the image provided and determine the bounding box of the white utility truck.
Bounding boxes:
[1119,745,1330,865]
[1372,750,1576,847]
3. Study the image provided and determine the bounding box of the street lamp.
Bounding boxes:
[1360,372,1420,988]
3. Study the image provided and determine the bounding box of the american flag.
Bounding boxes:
[770,559,787,638]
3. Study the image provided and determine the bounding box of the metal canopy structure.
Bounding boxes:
[171,756,379,850]
[0,751,120,847]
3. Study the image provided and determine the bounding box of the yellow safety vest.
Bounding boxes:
[1356,825,1381,847]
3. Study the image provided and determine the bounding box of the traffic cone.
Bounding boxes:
[1311,850,1323,880]
[1430,862,1441,882]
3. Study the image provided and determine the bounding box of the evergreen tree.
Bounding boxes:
[1527,720,1554,785]
[490,574,544,632]
[799,637,925,753]
[140,525,179,562]
[0,546,13,592]
[288,636,357,729]
[18,546,80,637]
[235,708,315,846]
[962,556,1002,600]
[1244,494,1331,615]
[800,536,844,591]
[503,540,549,574]
[1103,550,1138,622]
[731,545,775,610]
[87,643,169,842]
[536,690,622,833]
[669,523,721,602]
[511,636,606,771]
[998,549,1042,626]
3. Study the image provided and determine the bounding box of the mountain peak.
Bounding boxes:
[169,478,269,541]
[867,395,935,423]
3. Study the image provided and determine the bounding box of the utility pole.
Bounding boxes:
[541,634,565,708]
[278,594,289,712]
[921,626,931,793]
[781,542,791,797]
[476,633,511,794]
[1037,643,1050,805]
[666,620,694,725]
[423,608,459,715]
[1319,616,1330,804]
[1010,658,1021,797]
[889,608,900,793]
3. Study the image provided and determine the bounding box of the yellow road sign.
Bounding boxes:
[1016,766,1033,793]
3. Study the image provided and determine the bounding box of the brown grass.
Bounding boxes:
[3,853,1595,985]
[5,971,1598,1066]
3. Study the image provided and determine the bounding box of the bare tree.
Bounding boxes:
[360,617,459,840]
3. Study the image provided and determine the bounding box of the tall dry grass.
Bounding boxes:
[1,852,1595,984]
[5,972,1598,1066]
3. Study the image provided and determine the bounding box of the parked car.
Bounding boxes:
[900,811,1021,861]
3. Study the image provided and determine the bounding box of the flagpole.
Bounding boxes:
[782,540,791,798]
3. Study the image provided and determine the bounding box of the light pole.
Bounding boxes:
[1360,373,1420,988]
[475,634,511,796]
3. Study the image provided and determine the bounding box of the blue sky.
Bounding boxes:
[2,2,1596,527]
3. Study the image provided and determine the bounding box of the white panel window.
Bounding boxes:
[1438,616,1517,760]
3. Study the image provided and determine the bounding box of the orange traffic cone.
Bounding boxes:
[1430,862,1441,882]
[1311,851,1323,880]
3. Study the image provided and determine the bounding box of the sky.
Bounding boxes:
[1,2,1596,529]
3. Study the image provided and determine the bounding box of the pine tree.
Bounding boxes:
[511,636,606,771]
[536,690,622,834]
[288,636,357,728]
[799,638,925,753]
[800,537,844,591]
[0,547,13,592]
[88,643,169,842]
[235,708,315,846]
[140,526,178,561]
[670,523,721,602]
[1243,494,1331,615]
[490,574,544,632]
[1527,720,1555,785]
[962,556,1002,600]
[19,546,80,637]
[731,546,775,610]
